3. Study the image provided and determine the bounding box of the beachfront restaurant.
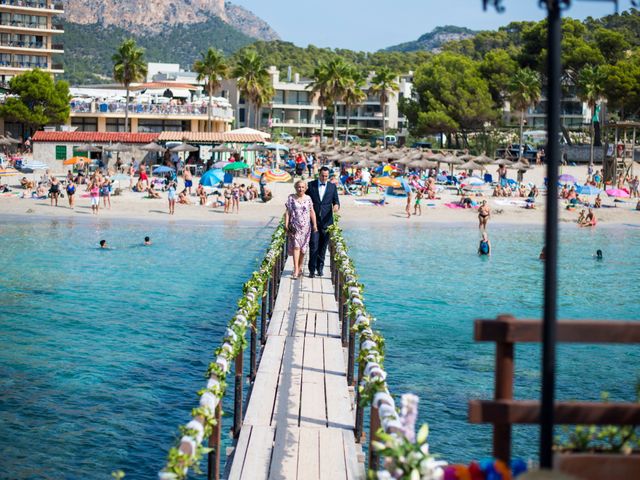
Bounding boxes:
[32,131,267,174]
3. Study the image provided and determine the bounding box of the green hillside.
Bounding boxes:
[59,16,255,85]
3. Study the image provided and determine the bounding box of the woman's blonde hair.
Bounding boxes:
[294,179,307,189]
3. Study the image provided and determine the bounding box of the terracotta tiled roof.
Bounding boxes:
[32,131,159,143]
[157,132,266,143]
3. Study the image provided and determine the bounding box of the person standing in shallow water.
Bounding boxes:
[285,180,318,279]
[478,232,491,256]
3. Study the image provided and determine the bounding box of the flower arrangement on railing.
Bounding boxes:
[329,220,529,480]
[327,221,447,479]
[158,221,286,480]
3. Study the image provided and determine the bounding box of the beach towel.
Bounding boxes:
[444,203,477,209]
[354,199,385,206]
[494,199,528,207]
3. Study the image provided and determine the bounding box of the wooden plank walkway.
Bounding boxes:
[227,256,364,480]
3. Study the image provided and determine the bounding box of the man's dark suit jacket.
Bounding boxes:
[306,179,340,230]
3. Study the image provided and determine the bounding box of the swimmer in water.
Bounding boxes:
[144,236,152,246]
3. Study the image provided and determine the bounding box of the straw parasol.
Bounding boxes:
[474,154,494,165]
[457,160,484,171]
[244,144,268,152]
[139,142,166,152]
[104,142,132,152]
[73,143,103,152]
[212,145,237,153]
[494,158,514,166]
[170,142,199,152]
[1,135,21,145]
[394,156,413,165]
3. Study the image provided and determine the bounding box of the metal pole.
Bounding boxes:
[207,403,222,480]
[233,349,243,438]
[261,292,268,345]
[541,0,562,468]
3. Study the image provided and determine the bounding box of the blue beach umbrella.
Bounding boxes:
[576,184,602,196]
[199,169,225,186]
[153,165,175,174]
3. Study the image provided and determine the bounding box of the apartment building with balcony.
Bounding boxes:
[0,0,64,84]
[222,66,410,137]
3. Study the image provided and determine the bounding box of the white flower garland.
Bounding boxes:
[159,222,287,480]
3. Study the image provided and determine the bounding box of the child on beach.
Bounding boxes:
[414,190,423,216]
[90,180,100,214]
[167,181,176,215]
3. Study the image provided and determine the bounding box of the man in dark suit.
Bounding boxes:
[307,166,340,277]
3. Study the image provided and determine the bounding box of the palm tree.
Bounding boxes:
[509,68,541,158]
[576,65,606,167]
[193,48,228,133]
[324,58,351,143]
[112,39,147,133]
[342,68,367,145]
[232,50,272,129]
[369,67,400,148]
[307,63,331,144]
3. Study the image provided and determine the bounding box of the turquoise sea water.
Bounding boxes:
[0,218,274,479]
[343,222,640,463]
[1,219,639,478]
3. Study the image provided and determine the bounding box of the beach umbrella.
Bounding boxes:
[170,142,198,152]
[0,135,21,145]
[265,169,291,183]
[20,161,49,171]
[576,185,602,196]
[605,188,630,198]
[382,164,397,174]
[73,144,103,152]
[212,145,237,153]
[408,159,426,169]
[510,161,532,170]
[372,176,401,188]
[474,154,494,165]
[0,166,20,177]
[223,161,249,171]
[457,160,483,171]
[264,143,289,152]
[104,142,132,152]
[153,165,175,174]
[199,169,225,186]
[558,173,577,183]
[249,167,268,183]
[111,173,130,182]
[140,142,166,152]
[461,177,485,186]
[63,156,90,165]
[494,158,514,166]
[457,154,475,162]
[428,152,447,162]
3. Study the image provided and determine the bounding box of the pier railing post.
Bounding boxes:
[347,312,356,386]
[268,267,275,316]
[493,315,515,463]
[340,274,348,348]
[250,314,257,382]
[368,405,381,471]
[208,403,222,480]
[233,349,243,438]
[260,292,268,345]
[355,359,365,442]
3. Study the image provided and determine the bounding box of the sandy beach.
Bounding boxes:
[1,164,638,227]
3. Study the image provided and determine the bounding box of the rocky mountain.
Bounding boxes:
[384,26,477,53]
[61,0,279,41]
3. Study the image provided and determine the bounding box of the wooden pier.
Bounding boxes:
[226,255,364,479]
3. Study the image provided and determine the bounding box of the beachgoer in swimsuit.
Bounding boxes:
[232,183,240,214]
[66,181,76,208]
[183,168,193,195]
[90,181,100,214]
[414,190,423,216]
[167,181,176,214]
[580,208,597,227]
[224,186,232,213]
[101,179,111,209]
[49,177,61,206]
[478,200,490,230]
[478,232,491,256]
[406,190,412,219]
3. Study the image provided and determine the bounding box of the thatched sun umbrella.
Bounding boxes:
[457,160,484,172]
[494,158,514,166]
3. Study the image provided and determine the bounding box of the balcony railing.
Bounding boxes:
[1,21,50,30]
[0,40,46,49]
[0,60,48,68]
[0,0,62,10]
[70,101,234,120]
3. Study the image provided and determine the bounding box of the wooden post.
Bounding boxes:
[355,360,365,442]
[250,314,257,382]
[340,275,349,348]
[208,403,222,480]
[347,311,356,386]
[233,349,243,438]
[268,269,275,316]
[368,405,381,471]
[260,292,268,345]
[493,329,515,463]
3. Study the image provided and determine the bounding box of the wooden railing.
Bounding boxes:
[468,315,640,463]
[158,223,287,480]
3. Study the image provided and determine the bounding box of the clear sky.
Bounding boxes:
[233,0,635,51]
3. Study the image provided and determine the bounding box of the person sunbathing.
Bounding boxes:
[177,189,191,205]
[579,208,597,227]
[146,184,161,199]
[133,179,145,193]
[20,177,34,190]
[196,184,207,205]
